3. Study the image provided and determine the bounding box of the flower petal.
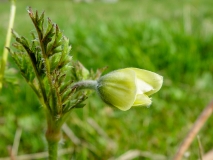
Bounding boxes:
[133,94,152,106]
[97,69,137,111]
[131,68,163,96]
[136,78,153,94]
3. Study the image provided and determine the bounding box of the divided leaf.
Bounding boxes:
[9,8,93,121]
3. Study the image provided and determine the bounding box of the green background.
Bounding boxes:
[0,0,213,159]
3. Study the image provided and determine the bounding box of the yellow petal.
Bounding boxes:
[133,94,152,106]
[131,68,163,96]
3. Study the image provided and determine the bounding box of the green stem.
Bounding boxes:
[46,125,61,160]
[0,0,16,90]
[45,112,62,160]
[47,140,59,160]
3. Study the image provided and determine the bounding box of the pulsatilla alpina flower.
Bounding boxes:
[96,68,163,111]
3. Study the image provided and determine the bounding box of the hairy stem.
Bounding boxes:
[47,139,59,160]
[72,80,97,90]
[46,114,62,160]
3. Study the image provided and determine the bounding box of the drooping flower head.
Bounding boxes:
[96,68,163,111]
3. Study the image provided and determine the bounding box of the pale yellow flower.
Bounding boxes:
[96,68,163,111]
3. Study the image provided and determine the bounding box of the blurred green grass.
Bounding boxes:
[0,0,213,159]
